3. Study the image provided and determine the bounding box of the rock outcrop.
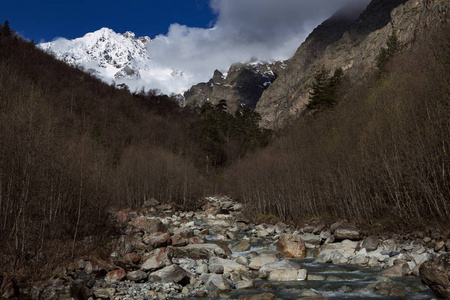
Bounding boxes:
[256,0,450,129]
[184,61,287,113]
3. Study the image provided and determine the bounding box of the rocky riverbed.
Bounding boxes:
[4,196,449,299]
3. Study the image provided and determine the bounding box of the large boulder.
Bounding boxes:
[127,270,148,282]
[206,274,232,292]
[141,248,172,272]
[277,233,306,258]
[123,252,141,264]
[381,261,410,277]
[170,243,228,259]
[232,239,251,252]
[249,253,279,270]
[268,268,308,281]
[148,265,192,285]
[143,232,171,248]
[300,233,322,248]
[361,236,379,252]
[259,260,302,274]
[129,217,167,233]
[209,257,247,273]
[334,225,360,240]
[105,269,126,282]
[420,253,450,299]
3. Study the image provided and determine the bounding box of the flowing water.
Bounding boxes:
[199,228,436,299]
[228,258,434,299]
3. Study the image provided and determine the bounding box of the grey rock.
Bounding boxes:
[235,279,255,289]
[231,239,251,252]
[206,274,232,292]
[259,260,302,275]
[209,264,224,274]
[141,248,172,272]
[362,236,379,252]
[435,240,445,252]
[196,264,209,275]
[209,257,247,273]
[236,256,249,266]
[127,270,148,282]
[170,243,229,259]
[268,269,307,281]
[381,262,410,277]
[334,225,360,240]
[300,233,322,248]
[148,265,192,284]
[274,222,288,234]
[249,253,279,270]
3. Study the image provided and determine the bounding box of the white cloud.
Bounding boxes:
[145,0,370,94]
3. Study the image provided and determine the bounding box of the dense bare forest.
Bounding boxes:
[224,24,450,230]
[0,23,271,280]
[0,26,205,279]
[0,19,449,283]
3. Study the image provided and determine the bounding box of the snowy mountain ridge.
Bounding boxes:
[39,28,188,94]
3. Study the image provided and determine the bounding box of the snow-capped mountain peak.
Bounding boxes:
[39,27,151,80]
[38,28,186,94]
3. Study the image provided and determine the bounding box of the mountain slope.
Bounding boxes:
[256,0,450,129]
[184,60,288,112]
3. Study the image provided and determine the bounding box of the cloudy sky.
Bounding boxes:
[3,0,370,94]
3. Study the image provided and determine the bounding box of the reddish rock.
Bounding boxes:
[171,233,187,246]
[277,233,306,259]
[145,232,171,248]
[105,269,126,282]
[123,253,141,264]
[141,248,173,272]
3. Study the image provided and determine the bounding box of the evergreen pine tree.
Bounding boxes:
[376,31,402,73]
[2,20,11,37]
[307,67,343,111]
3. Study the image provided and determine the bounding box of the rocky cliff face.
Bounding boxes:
[256,0,450,129]
[184,61,288,113]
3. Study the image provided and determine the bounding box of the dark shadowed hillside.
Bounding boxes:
[0,27,206,280]
[225,21,450,231]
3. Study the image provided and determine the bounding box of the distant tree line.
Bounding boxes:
[190,100,271,172]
